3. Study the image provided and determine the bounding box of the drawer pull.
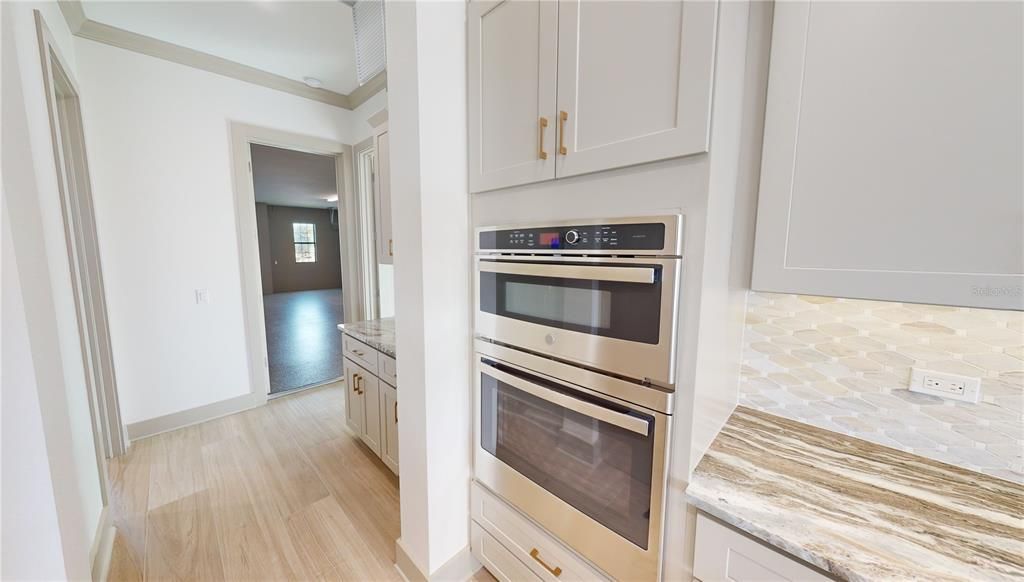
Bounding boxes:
[529,548,562,577]
[354,350,364,356]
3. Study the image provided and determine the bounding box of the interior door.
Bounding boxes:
[374,129,393,264]
[468,0,558,193]
[555,0,718,178]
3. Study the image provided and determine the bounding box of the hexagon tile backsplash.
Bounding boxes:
[739,293,1024,483]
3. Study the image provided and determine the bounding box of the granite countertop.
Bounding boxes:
[337,317,396,358]
[687,406,1024,582]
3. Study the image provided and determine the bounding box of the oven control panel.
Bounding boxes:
[479,221,667,251]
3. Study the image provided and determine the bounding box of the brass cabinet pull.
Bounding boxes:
[529,548,561,577]
[538,117,549,160]
[558,111,568,155]
[357,375,365,395]
[352,374,360,393]
[388,239,393,257]
[394,402,398,423]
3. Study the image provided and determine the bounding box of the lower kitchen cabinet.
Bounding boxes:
[693,513,829,582]
[380,382,398,473]
[343,341,399,475]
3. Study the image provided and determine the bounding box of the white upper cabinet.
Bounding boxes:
[752,2,1024,309]
[374,129,393,264]
[468,0,717,193]
[554,0,716,178]
[469,0,558,193]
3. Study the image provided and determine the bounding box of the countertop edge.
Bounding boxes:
[684,487,854,581]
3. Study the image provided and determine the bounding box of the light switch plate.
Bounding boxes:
[909,368,981,403]
[195,288,210,304]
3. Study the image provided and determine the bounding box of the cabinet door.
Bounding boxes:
[468,0,558,193]
[359,372,383,456]
[693,514,830,582]
[380,382,399,474]
[554,0,717,178]
[344,359,364,436]
[374,129,393,264]
[752,2,1024,309]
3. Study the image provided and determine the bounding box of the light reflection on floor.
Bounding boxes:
[263,288,344,393]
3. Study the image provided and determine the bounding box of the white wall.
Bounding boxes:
[75,38,366,424]
[1,2,104,578]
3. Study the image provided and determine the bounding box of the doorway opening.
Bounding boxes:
[250,144,345,395]
[37,13,126,469]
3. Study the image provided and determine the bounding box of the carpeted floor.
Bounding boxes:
[263,288,344,394]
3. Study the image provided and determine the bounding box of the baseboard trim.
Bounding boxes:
[396,538,428,582]
[126,392,265,440]
[395,539,480,582]
[90,508,115,582]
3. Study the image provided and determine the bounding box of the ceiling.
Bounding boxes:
[250,144,338,209]
[81,1,359,95]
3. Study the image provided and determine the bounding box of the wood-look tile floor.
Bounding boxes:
[106,381,404,581]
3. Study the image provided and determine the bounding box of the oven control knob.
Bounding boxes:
[565,230,580,245]
[545,334,556,345]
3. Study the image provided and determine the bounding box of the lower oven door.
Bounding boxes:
[474,355,671,581]
[475,256,681,387]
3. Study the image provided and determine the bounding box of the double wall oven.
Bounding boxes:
[473,216,683,581]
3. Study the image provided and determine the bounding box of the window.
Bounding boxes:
[293,223,317,263]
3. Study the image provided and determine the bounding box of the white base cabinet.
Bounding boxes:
[470,482,610,582]
[342,335,399,475]
[693,513,829,582]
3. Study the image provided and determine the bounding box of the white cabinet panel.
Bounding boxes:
[472,522,541,582]
[380,382,398,474]
[693,514,830,582]
[752,1,1024,309]
[343,357,364,437]
[554,0,717,178]
[469,0,558,192]
[359,370,382,456]
[374,130,393,264]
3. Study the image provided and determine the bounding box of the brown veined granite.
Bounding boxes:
[686,406,1024,582]
[337,317,396,357]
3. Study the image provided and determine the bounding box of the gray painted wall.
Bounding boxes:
[256,205,343,293]
[255,203,274,294]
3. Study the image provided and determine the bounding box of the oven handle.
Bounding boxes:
[481,361,651,437]
[478,260,655,284]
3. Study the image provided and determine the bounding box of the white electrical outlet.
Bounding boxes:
[909,368,981,403]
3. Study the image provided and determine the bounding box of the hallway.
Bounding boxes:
[264,288,345,394]
[106,383,402,580]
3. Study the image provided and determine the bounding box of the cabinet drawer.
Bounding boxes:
[343,335,378,374]
[693,513,830,582]
[378,352,397,387]
[471,482,609,582]
[472,522,541,582]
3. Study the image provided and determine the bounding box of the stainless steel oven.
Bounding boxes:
[474,340,672,581]
[475,216,683,388]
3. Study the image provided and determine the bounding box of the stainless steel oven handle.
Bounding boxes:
[482,362,651,437]
[479,261,655,284]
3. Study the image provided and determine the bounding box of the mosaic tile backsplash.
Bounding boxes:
[739,293,1024,483]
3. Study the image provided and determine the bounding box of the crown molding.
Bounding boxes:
[56,1,385,111]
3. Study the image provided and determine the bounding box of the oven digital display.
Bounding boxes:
[539,232,560,248]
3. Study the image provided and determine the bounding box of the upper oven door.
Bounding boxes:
[475,255,681,387]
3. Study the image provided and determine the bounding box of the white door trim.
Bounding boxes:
[228,123,357,398]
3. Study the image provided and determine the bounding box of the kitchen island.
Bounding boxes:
[686,406,1023,582]
[338,318,398,474]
